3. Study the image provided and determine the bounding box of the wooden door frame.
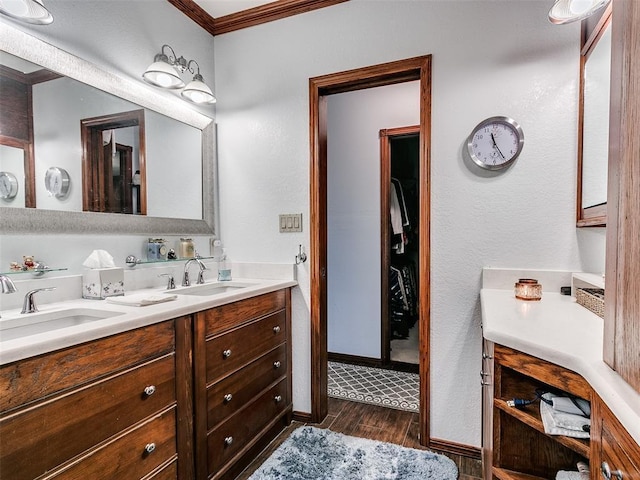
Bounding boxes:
[309,55,432,446]
[380,126,421,364]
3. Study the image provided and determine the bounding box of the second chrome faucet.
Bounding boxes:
[182,258,206,287]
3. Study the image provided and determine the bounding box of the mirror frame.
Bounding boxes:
[576,5,611,227]
[0,22,218,236]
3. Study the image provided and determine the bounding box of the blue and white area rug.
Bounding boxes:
[328,362,419,413]
[248,426,457,480]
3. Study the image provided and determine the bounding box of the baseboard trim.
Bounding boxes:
[328,352,382,367]
[429,438,481,459]
[292,411,312,423]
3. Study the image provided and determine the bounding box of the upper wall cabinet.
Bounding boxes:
[604,0,640,394]
[577,5,612,227]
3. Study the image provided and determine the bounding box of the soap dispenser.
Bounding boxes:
[218,249,232,281]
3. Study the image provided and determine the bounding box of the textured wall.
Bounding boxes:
[213,0,595,447]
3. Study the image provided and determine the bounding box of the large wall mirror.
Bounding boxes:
[0,23,217,235]
[577,7,611,227]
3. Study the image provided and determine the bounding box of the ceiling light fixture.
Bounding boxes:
[0,0,53,25]
[548,0,611,24]
[142,44,216,104]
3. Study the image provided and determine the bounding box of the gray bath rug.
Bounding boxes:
[248,426,457,480]
[328,361,419,413]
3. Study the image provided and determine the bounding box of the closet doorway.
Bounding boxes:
[309,55,432,447]
[381,127,420,368]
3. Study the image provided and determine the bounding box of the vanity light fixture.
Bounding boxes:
[548,0,610,24]
[142,44,216,104]
[0,0,53,25]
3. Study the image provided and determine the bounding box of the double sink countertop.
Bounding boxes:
[0,277,297,366]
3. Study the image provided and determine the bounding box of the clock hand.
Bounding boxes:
[491,133,505,159]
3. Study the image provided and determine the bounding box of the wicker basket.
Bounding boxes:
[575,288,604,319]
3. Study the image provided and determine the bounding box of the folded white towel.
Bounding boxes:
[556,471,589,480]
[106,293,178,307]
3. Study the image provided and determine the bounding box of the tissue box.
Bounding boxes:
[83,267,124,299]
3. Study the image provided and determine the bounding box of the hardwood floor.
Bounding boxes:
[234,397,483,480]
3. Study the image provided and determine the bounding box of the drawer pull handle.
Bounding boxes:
[224,436,233,446]
[274,395,282,403]
[143,385,156,396]
[223,349,232,358]
[224,393,233,403]
[601,462,623,480]
[273,361,282,369]
[273,325,281,334]
[144,443,156,455]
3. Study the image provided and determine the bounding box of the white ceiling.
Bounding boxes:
[193,0,274,18]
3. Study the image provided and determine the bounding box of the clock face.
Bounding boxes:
[0,172,18,199]
[44,167,70,198]
[467,116,524,170]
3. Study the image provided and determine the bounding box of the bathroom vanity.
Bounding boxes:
[0,279,295,480]
[481,282,640,480]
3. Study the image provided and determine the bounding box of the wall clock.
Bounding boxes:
[44,167,70,198]
[0,171,18,199]
[467,116,524,170]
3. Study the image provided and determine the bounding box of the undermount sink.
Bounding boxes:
[168,281,255,297]
[0,308,124,342]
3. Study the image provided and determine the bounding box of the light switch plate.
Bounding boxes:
[279,213,302,233]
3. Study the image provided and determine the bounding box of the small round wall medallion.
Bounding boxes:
[0,171,19,200]
[44,167,70,198]
[467,116,524,170]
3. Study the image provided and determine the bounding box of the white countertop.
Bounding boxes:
[0,277,297,365]
[481,288,640,445]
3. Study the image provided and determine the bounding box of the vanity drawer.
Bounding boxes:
[0,354,176,480]
[205,310,287,384]
[0,320,175,413]
[48,406,177,480]
[207,378,289,476]
[202,290,286,337]
[207,343,287,429]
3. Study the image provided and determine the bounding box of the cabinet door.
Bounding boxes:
[481,339,494,480]
[604,0,640,394]
[592,397,640,480]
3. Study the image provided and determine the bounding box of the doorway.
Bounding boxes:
[381,127,420,368]
[309,55,432,446]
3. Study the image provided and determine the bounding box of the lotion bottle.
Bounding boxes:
[218,248,232,281]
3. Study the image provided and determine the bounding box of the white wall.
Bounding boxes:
[213,0,605,447]
[327,82,420,358]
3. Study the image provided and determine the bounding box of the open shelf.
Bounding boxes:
[495,398,590,458]
[492,467,547,480]
[1,267,68,277]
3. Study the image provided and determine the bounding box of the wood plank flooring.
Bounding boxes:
[235,397,483,480]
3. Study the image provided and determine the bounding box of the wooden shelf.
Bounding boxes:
[492,466,547,480]
[495,398,590,458]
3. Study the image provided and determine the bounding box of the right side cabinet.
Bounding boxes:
[484,343,640,480]
[591,396,640,480]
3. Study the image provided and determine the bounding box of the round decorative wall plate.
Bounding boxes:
[0,171,18,199]
[44,167,70,198]
[467,116,524,170]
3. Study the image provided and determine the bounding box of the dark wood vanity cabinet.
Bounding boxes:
[193,289,293,480]
[0,319,188,480]
[484,343,640,480]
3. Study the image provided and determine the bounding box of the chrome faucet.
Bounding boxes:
[0,274,18,319]
[182,258,206,287]
[21,287,56,314]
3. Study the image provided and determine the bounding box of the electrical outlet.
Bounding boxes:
[279,213,302,232]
